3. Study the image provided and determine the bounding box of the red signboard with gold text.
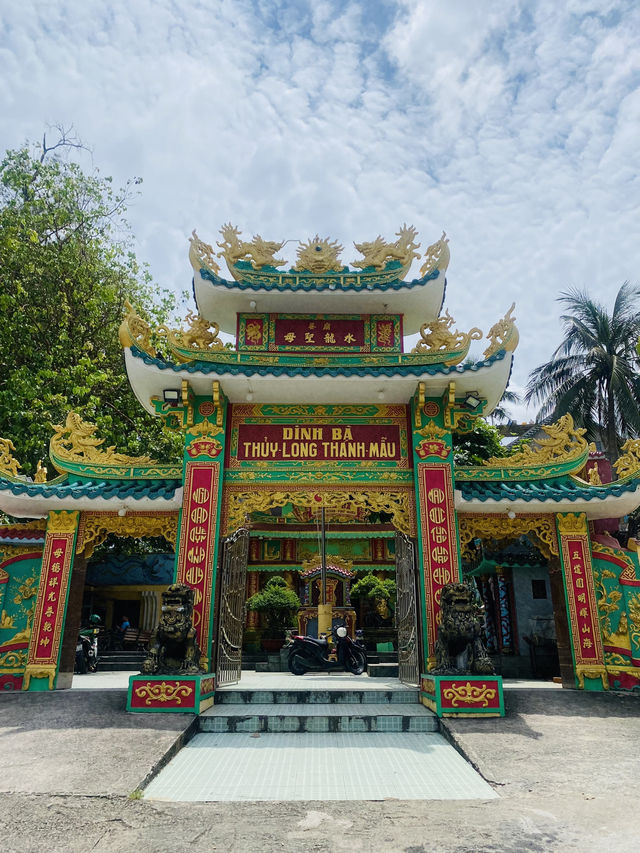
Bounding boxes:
[560,535,604,666]
[175,462,221,664]
[237,423,402,462]
[417,464,462,659]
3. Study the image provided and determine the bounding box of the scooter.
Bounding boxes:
[75,631,99,674]
[287,626,367,675]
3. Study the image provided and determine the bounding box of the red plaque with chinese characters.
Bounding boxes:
[174,462,221,664]
[417,464,462,659]
[560,535,604,666]
[237,313,402,353]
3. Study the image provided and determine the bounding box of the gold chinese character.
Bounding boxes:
[49,577,59,588]
[575,578,584,588]
[305,332,315,344]
[284,332,296,343]
[572,565,582,575]
[323,322,331,330]
[45,606,54,617]
[430,526,448,544]
[579,607,588,618]
[43,621,52,632]
[345,333,357,344]
[581,625,591,634]
[582,638,593,649]
[572,551,581,560]
[53,548,63,558]
[47,592,57,602]
[51,562,61,573]
[577,594,586,603]
[308,322,316,330]
[40,637,50,647]
[324,332,336,344]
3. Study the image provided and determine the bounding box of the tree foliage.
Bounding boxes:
[0,131,183,475]
[245,576,301,638]
[350,573,396,603]
[453,418,506,465]
[525,284,640,462]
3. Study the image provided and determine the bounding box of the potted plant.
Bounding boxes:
[350,573,396,626]
[246,575,301,652]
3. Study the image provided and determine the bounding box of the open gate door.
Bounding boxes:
[215,528,250,687]
[395,531,420,687]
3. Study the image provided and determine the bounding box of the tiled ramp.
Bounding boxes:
[143,732,498,801]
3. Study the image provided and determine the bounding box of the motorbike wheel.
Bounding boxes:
[346,649,366,675]
[287,652,307,675]
[75,650,87,675]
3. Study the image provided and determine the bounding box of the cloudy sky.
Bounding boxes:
[2,0,640,420]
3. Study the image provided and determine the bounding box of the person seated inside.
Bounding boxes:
[116,615,131,644]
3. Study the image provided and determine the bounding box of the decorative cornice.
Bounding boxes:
[483,303,519,360]
[557,512,588,536]
[47,510,79,534]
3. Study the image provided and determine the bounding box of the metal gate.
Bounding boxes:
[395,531,420,686]
[215,527,250,687]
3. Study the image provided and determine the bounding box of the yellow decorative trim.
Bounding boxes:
[483,303,519,359]
[23,664,56,690]
[134,681,194,705]
[415,420,448,441]
[0,437,22,479]
[442,681,497,707]
[458,513,559,558]
[420,231,450,276]
[301,554,354,574]
[118,300,156,356]
[158,310,224,358]
[295,235,344,274]
[0,649,28,670]
[47,510,79,534]
[189,229,221,276]
[557,512,588,536]
[222,486,415,537]
[575,665,608,690]
[613,438,640,479]
[353,224,420,271]
[76,512,178,557]
[485,414,587,471]
[411,310,482,361]
[50,413,154,470]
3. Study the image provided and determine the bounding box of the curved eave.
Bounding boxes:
[456,477,640,520]
[0,477,183,519]
[193,268,446,335]
[125,345,513,412]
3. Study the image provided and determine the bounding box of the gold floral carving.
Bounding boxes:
[0,438,21,478]
[188,229,221,276]
[134,681,194,705]
[353,224,420,271]
[458,513,558,558]
[613,438,640,479]
[118,300,156,356]
[76,512,178,557]
[34,460,47,483]
[301,554,354,574]
[411,310,482,357]
[47,510,79,534]
[628,593,640,647]
[420,231,450,276]
[23,664,56,690]
[294,236,344,273]
[188,418,225,438]
[575,665,608,690]
[486,415,587,470]
[217,223,286,270]
[483,303,519,359]
[50,413,154,469]
[556,512,588,536]
[0,649,28,669]
[222,487,415,537]
[415,420,448,441]
[442,681,497,707]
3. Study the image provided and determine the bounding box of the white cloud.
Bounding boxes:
[1,0,640,422]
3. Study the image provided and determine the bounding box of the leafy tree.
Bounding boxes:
[0,130,183,476]
[453,418,506,465]
[525,284,640,463]
[245,576,301,638]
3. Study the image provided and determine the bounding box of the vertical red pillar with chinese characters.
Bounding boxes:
[556,512,607,690]
[23,511,79,691]
[174,461,222,671]
[411,393,463,670]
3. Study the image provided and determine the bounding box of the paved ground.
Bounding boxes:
[1,676,639,852]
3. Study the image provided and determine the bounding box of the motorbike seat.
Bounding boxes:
[300,636,329,648]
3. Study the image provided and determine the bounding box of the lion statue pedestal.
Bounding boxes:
[126,584,215,714]
[420,582,505,718]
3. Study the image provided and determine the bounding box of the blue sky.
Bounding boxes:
[2,0,640,420]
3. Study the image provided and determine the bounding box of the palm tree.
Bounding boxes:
[525,283,640,464]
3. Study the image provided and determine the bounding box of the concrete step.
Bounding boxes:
[215,686,419,705]
[368,663,400,678]
[199,702,437,733]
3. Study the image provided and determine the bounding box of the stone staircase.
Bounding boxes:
[97,650,146,672]
[199,680,437,734]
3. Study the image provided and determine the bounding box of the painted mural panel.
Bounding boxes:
[0,553,43,689]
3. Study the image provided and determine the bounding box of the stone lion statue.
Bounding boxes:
[141,584,203,675]
[433,582,494,675]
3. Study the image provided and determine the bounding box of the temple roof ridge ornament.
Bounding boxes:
[483,303,519,360]
[420,231,450,277]
[0,438,22,480]
[157,310,224,361]
[295,235,345,274]
[410,309,482,365]
[119,301,156,357]
[613,438,640,481]
[456,414,589,481]
[353,224,421,271]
